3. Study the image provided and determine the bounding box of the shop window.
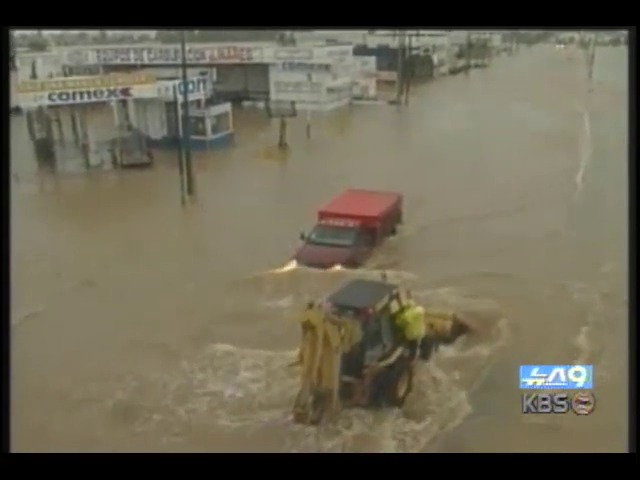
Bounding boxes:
[189,116,207,137]
[210,112,231,135]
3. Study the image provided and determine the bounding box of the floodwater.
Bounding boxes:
[10,45,629,452]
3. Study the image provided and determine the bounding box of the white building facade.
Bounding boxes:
[15,41,366,114]
[268,44,356,111]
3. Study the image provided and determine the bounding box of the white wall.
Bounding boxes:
[134,100,166,140]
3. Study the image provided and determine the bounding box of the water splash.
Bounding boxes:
[88,285,509,452]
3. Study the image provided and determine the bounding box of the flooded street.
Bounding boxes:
[11,45,628,452]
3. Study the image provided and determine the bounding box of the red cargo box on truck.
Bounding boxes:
[293,189,403,269]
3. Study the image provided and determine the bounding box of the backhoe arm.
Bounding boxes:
[292,307,360,425]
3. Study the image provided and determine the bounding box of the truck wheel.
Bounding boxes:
[385,361,413,407]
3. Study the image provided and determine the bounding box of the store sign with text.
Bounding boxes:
[47,86,134,105]
[17,73,155,94]
[158,76,213,101]
[18,74,159,108]
[273,80,323,94]
[94,45,263,65]
[274,48,314,61]
[324,46,353,64]
[280,61,331,73]
[62,64,103,77]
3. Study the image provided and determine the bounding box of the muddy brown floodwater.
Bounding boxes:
[11,45,628,452]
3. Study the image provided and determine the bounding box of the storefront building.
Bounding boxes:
[14,72,234,172]
[59,43,271,103]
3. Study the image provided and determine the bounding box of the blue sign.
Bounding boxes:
[519,365,593,390]
[175,77,209,96]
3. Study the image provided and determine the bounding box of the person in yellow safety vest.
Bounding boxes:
[394,301,426,360]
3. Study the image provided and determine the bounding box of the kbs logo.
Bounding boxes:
[521,392,596,416]
[519,365,593,390]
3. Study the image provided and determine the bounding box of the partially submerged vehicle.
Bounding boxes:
[292,278,470,425]
[293,189,403,269]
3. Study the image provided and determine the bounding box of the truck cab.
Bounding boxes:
[294,189,403,269]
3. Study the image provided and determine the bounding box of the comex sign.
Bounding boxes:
[17,73,157,108]
[48,87,133,105]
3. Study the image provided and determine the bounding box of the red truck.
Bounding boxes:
[293,189,403,269]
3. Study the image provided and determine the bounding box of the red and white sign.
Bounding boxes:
[319,218,361,228]
[92,45,264,65]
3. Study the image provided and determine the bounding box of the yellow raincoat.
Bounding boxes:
[395,303,426,341]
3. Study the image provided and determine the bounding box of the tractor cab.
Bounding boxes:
[324,279,408,379]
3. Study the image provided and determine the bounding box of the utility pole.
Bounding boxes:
[180,30,196,198]
[395,30,405,104]
[404,34,412,105]
[173,84,187,205]
[278,117,288,148]
[306,73,312,139]
[465,31,472,74]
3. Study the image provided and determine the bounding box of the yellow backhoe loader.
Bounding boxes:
[291,278,470,425]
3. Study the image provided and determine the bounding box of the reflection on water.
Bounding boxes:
[11,45,628,452]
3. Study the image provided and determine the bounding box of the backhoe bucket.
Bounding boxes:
[448,316,471,343]
[424,310,472,345]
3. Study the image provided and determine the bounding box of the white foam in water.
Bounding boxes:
[96,285,509,452]
[560,280,622,383]
[573,102,593,201]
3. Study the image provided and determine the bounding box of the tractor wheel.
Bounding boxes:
[293,389,327,425]
[308,390,328,425]
[385,360,414,407]
[419,338,436,361]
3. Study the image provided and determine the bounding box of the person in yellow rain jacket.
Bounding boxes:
[394,301,426,360]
